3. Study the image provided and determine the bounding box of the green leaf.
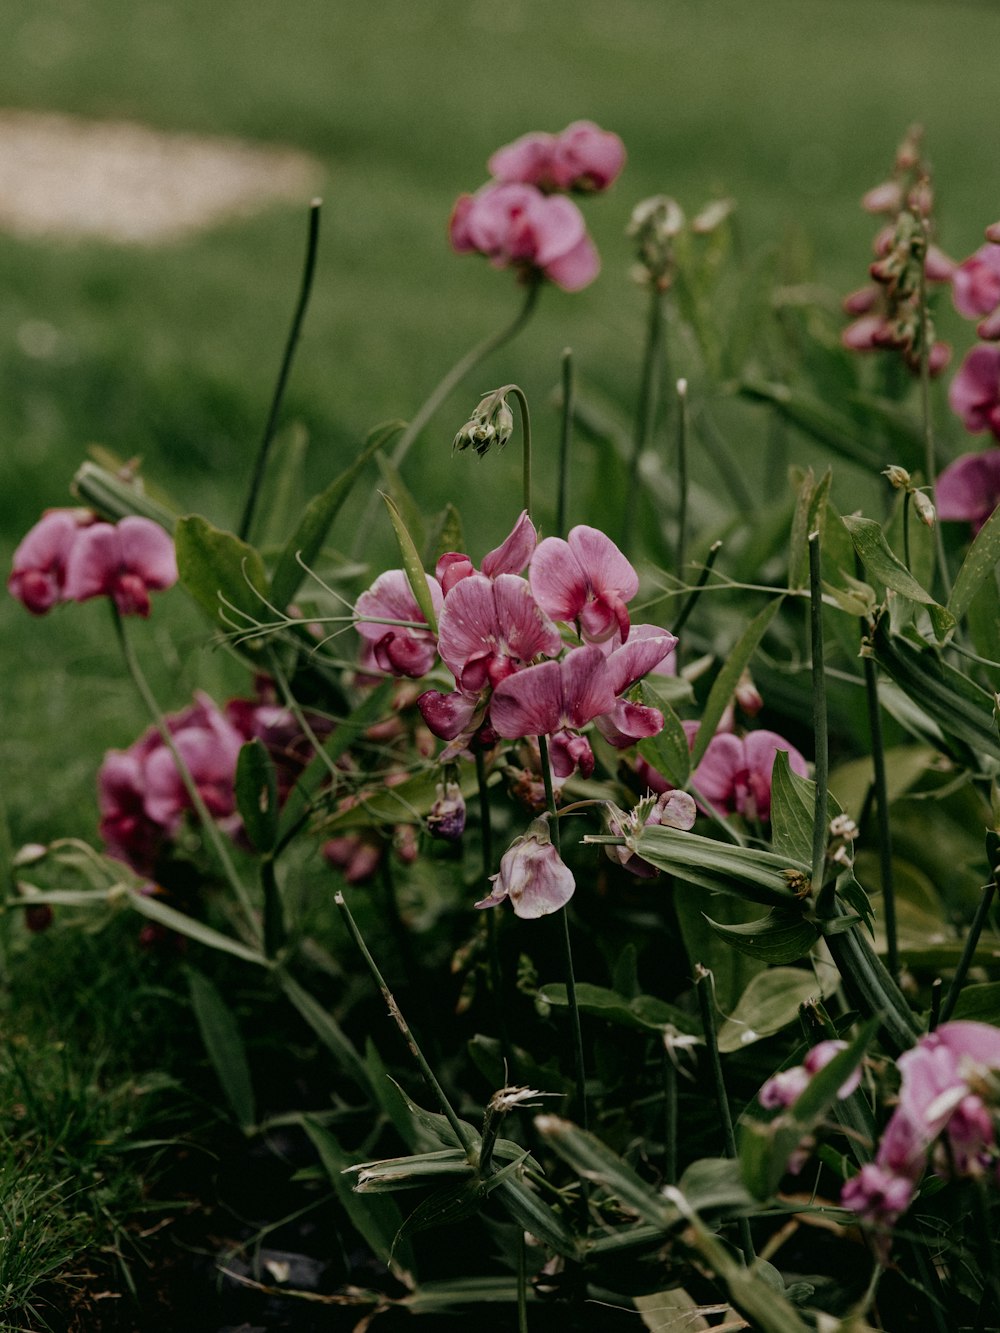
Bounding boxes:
[630,824,807,909]
[376,450,427,554]
[490,1174,580,1259]
[677,1156,755,1215]
[770,751,817,864]
[637,683,691,786]
[705,908,818,964]
[381,492,438,634]
[269,420,401,609]
[126,889,267,965]
[424,502,465,568]
[303,1118,416,1282]
[951,983,1000,1024]
[278,972,371,1096]
[175,514,269,632]
[844,515,954,641]
[394,1153,528,1246]
[186,967,256,1133]
[254,421,309,550]
[691,598,783,766]
[716,967,832,1054]
[234,739,279,853]
[948,502,1000,623]
[318,764,482,832]
[739,380,882,471]
[674,892,765,1012]
[72,459,179,530]
[538,982,700,1036]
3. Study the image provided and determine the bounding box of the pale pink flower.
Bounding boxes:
[323,834,383,885]
[530,525,639,644]
[8,508,94,615]
[949,344,1000,440]
[475,815,574,918]
[953,244,1000,320]
[693,730,808,822]
[759,1040,861,1111]
[936,449,1000,532]
[63,516,177,617]
[449,182,599,292]
[488,131,557,189]
[354,569,443,678]
[488,121,625,195]
[605,790,696,878]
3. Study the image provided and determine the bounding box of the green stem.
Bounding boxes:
[694,964,754,1265]
[623,285,667,552]
[808,533,829,895]
[506,385,533,521]
[671,541,723,636]
[352,280,541,556]
[517,1230,529,1333]
[918,223,951,599]
[538,736,588,1134]
[938,881,997,1025]
[334,888,474,1161]
[676,378,689,584]
[111,608,259,936]
[860,633,898,979]
[557,348,574,539]
[261,855,285,958]
[239,199,322,543]
[662,1044,677,1184]
[902,489,912,572]
[475,748,509,1060]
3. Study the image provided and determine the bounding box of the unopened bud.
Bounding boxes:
[427,780,466,841]
[911,489,935,527]
[829,814,858,841]
[690,197,735,234]
[453,390,516,457]
[627,195,684,284]
[883,465,911,490]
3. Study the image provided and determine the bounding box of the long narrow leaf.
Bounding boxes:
[126,890,267,965]
[844,516,954,641]
[186,967,256,1133]
[948,502,1000,623]
[381,493,438,633]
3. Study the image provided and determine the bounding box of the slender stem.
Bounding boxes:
[671,541,723,636]
[506,385,532,521]
[517,1230,529,1333]
[239,199,322,542]
[675,378,689,583]
[860,622,898,978]
[261,855,285,958]
[902,489,912,572]
[475,748,509,1059]
[694,964,755,1265]
[112,608,259,935]
[662,1044,677,1184]
[352,280,541,556]
[538,736,588,1133]
[918,221,951,599]
[334,888,474,1160]
[939,882,997,1024]
[623,285,666,551]
[557,348,574,539]
[929,976,943,1032]
[808,533,829,896]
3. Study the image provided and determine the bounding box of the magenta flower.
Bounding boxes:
[436,572,563,693]
[593,625,678,747]
[435,510,537,595]
[8,508,94,615]
[530,524,639,644]
[953,243,1000,322]
[449,182,599,292]
[693,730,809,822]
[475,814,574,918]
[605,790,696,878]
[354,569,443,678]
[948,342,1000,439]
[490,645,617,778]
[759,1040,862,1111]
[489,121,626,195]
[62,516,177,617]
[936,449,1000,532]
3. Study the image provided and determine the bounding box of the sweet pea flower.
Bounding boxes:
[953,243,1000,322]
[936,449,1000,533]
[593,625,678,747]
[530,524,639,644]
[435,510,537,595]
[8,508,94,615]
[604,790,696,878]
[354,569,443,678]
[475,814,574,918]
[948,343,1000,439]
[490,645,617,778]
[693,730,809,822]
[489,121,626,195]
[449,182,599,292]
[759,1040,862,1111]
[63,516,178,617]
[436,573,563,694]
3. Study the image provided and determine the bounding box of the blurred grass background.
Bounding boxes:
[2,0,1000,847]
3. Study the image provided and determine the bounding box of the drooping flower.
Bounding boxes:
[948,343,1000,440]
[449,182,600,292]
[530,525,639,644]
[488,121,626,195]
[693,730,809,822]
[63,516,178,617]
[936,448,1000,532]
[354,569,443,678]
[8,508,95,615]
[475,814,574,918]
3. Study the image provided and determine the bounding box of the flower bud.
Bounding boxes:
[883,465,911,490]
[627,195,684,286]
[453,390,515,457]
[475,814,574,918]
[911,488,936,527]
[427,780,466,841]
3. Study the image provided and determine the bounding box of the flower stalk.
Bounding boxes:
[557,347,574,538]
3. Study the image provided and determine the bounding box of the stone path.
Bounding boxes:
[0,109,321,244]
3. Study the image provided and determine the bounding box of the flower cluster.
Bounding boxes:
[841,1022,1000,1255]
[449,121,625,293]
[8,509,177,617]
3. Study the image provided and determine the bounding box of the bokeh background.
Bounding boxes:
[3,0,999,845]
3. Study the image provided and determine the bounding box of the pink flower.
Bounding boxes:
[226,692,331,804]
[693,730,809,822]
[323,834,383,885]
[489,121,626,194]
[948,343,1000,439]
[475,814,574,918]
[936,449,1000,532]
[435,510,537,595]
[436,573,563,693]
[954,244,1000,322]
[593,625,678,747]
[605,790,696,878]
[449,182,599,292]
[354,569,443,678]
[63,516,177,617]
[490,644,617,778]
[759,1040,861,1111]
[427,780,466,842]
[8,508,94,615]
[530,525,639,644]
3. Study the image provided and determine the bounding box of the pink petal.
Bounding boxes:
[529,535,587,623]
[604,627,677,694]
[549,729,594,779]
[526,194,586,267]
[490,573,563,665]
[63,522,119,601]
[948,344,1000,435]
[491,659,564,739]
[488,132,556,187]
[480,510,537,578]
[436,574,498,681]
[692,732,743,809]
[543,231,600,292]
[550,121,626,193]
[417,689,481,741]
[936,449,1000,526]
[558,644,617,729]
[953,245,1000,319]
[595,699,663,747]
[117,516,177,589]
[568,526,639,604]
